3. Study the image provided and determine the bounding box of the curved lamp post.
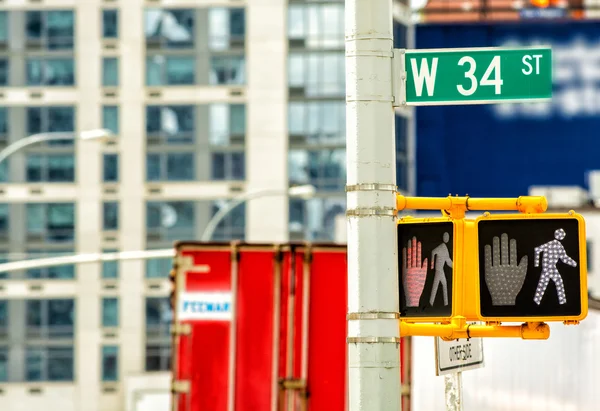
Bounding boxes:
[0,129,115,166]
[200,184,316,241]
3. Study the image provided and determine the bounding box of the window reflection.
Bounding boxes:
[103,154,119,182]
[102,298,119,327]
[144,9,194,48]
[211,201,245,240]
[27,154,75,183]
[146,105,194,144]
[0,12,7,43]
[288,101,345,144]
[26,249,75,279]
[102,10,118,39]
[102,249,119,279]
[102,346,119,381]
[209,104,246,146]
[209,8,245,50]
[26,203,75,243]
[146,201,195,241]
[147,55,195,86]
[0,60,8,86]
[27,58,75,86]
[103,202,119,230]
[288,149,345,191]
[288,4,344,49]
[210,56,245,85]
[289,197,346,241]
[103,106,119,134]
[211,152,245,180]
[146,153,194,181]
[26,11,75,50]
[288,52,344,97]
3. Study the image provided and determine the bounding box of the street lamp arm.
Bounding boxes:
[0,249,175,273]
[200,189,289,242]
[0,133,77,166]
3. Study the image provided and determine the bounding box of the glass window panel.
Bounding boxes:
[208,8,228,50]
[146,258,171,279]
[0,161,7,183]
[26,107,42,135]
[102,346,119,381]
[288,6,305,39]
[47,11,75,50]
[288,103,305,135]
[0,204,8,232]
[103,202,119,230]
[0,59,7,86]
[230,105,245,136]
[47,347,73,381]
[102,106,119,134]
[102,249,119,279]
[146,154,161,181]
[26,204,44,234]
[231,152,245,180]
[210,56,245,85]
[288,54,304,88]
[47,154,74,182]
[47,203,75,242]
[166,56,195,85]
[25,58,74,86]
[25,348,43,381]
[0,12,8,42]
[102,298,118,327]
[211,153,225,180]
[0,107,7,135]
[0,348,7,382]
[146,106,161,133]
[103,154,119,182]
[48,299,74,329]
[26,155,43,182]
[102,58,119,87]
[289,150,309,185]
[209,104,228,145]
[145,9,194,48]
[48,107,75,132]
[146,56,163,86]
[102,10,118,38]
[146,297,171,328]
[25,11,43,39]
[166,153,194,180]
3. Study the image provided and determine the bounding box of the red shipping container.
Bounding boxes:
[169,242,410,411]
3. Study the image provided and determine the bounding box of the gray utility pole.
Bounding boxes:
[345,0,402,410]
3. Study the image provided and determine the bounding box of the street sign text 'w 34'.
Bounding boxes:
[393,46,552,106]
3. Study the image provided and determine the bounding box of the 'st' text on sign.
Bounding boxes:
[399,47,552,105]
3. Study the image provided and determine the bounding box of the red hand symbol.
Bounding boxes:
[402,236,428,307]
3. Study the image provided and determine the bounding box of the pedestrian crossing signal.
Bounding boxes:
[475,213,587,322]
[398,218,457,321]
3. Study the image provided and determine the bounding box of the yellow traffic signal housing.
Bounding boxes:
[398,216,461,322]
[472,212,587,323]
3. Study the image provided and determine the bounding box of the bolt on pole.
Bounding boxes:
[345,0,402,410]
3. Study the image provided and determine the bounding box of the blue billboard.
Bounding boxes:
[415,22,600,197]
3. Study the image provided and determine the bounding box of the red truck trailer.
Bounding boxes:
[169,241,411,411]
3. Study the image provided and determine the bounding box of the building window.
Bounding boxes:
[102,57,119,87]
[211,201,245,241]
[0,347,6,382]
[102,345,119,381]
[288,52,345,97]
[209,104,245,146]
[146,153,194,181]
[103,154,119,183]
[0,59,7,86]
[26,154,75,182]
[0,204,9,240]
[0,300,7,339]
[208,8,245,50]
[146,55,195,86]
[27,106,75,143]
[102,297,118,327]
[0,107,7,144]
[26,249,75,279]
[146,256,171,279]
[145,297,171,371]
[26,299,75,339]
[209,55,245,85]
[102,249,119,279]
[102,106,119,135]
[102,10,118,39]
[146,201,195,242]
[287,4,344,49]
[289,149,345,191]
[289,197,346,241]
[26,203,75,243]
[26,58,75,86]
[0,12,8,44]
[26,346,74,382]
[103,202,119,231]
[26,10,75,50]
[146,105,195,144]
[288,101,345,144]
[211,151,245,180]
[144,9,195,48]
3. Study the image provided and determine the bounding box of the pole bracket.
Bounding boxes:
[347,312,400,320]
[346,183,397,192]
[347,336,401,344]
[346,207,396,217]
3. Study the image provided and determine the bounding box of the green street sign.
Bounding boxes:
[396,47,552,106]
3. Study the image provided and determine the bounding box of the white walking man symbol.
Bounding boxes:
[533,228,577,305]
[429,232,453,306]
